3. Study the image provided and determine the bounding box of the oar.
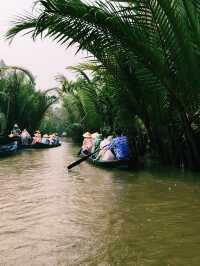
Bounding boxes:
[67,149,100,170]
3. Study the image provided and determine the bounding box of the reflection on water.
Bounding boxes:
[0,140,200,265]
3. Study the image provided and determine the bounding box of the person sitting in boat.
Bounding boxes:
[81,132,93,155]
[41,134,50,144]
[49,133,56,145]
[96,135,116,161]
[21,129,31,145]
[9,124,21,138]
[54,133,60,145]
[91,132,102,154]
[32,130,41,144]
[108,128,130,160]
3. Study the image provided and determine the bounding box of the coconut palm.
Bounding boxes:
[0,69,57,134]
[0,65,35,124]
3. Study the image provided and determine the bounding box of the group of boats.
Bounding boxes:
[0,142,131,171]
[0,141,61,158]
[1,141,131,170]
[0,138,132,171]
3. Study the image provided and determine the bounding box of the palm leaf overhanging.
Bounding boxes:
[6,0,200,169]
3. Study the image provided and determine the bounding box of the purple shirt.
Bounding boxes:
[109,136,129,160]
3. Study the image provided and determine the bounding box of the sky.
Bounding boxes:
[0,0,88,90]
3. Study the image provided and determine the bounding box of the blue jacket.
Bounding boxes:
[109,136,129,160]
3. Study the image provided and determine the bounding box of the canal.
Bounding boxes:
[0,140,200,265]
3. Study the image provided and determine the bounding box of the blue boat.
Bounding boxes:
[0,142,18,157]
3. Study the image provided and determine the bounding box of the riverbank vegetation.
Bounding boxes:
[0,66,57,135]
[6,0,200,170]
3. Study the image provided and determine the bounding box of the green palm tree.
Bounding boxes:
[0,68,57,134]
[0,65,35,124]
[7,0,200,169]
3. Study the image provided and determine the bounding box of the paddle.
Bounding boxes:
[67,148,100,170]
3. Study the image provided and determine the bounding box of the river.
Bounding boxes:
[0,140,200,266]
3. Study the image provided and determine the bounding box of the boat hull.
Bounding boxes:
[80,151,130,169]
[19,143,61,149]
[0,142,18,157]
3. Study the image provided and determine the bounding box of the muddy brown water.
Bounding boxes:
[0,140,200,266]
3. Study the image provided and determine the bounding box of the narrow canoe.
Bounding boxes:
[0,142,18,157]
[19,143,61,149]
[80,151,130,169]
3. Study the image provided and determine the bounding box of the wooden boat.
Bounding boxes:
[80,151,130,169]
[0,142,18,157]
[31,143,61,149]
[19,142,61,149]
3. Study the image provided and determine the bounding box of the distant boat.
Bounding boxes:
[19,142,61,149]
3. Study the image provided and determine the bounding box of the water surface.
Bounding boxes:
[0,140,200,265]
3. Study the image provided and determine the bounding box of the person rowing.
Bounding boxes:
[68,139,110,170]
[81,132,93,155]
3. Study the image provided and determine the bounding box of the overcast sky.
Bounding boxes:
[0,0,88,89]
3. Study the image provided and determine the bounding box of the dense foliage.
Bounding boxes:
[7,0,200,170]
[56,69,114,142]
[0,67,57,134]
